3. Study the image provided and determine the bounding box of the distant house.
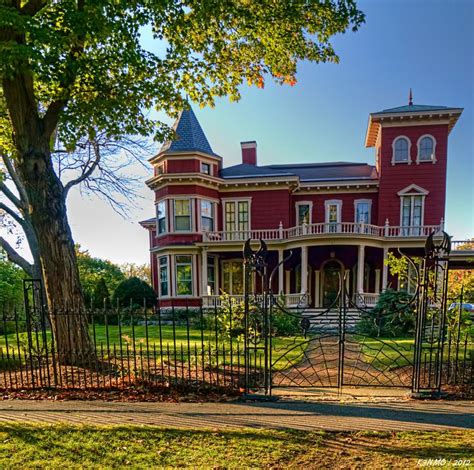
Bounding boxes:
[141,98,463,308]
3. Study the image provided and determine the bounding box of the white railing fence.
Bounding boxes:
[202,223,444,242]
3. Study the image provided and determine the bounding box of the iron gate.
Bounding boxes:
[242,232,456,396]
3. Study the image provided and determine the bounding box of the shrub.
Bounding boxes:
[112,277,156,308]
[356,289,415,337]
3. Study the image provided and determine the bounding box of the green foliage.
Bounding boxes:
[76,245,125,306]
[112,277,156,308]
[0,1,364,154]
[92,278,110,309]
[0,252,25,307]
[215,294,246,340]
[357,289,415,338]
[271,297,301,336]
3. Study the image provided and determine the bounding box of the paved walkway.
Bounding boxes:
[0,399,472,431]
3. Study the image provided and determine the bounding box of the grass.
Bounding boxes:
[0,424,472,468]
[0,324,307,371]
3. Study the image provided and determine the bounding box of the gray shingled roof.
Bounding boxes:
[376,104,451,114]
[159,106,218,156]
[220,162,377,182]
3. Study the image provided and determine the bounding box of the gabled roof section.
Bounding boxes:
[365,102,463,147]
[220,161,377,182]
[159,106,218,157]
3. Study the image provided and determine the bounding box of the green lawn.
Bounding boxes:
[0,324,307,372]
[0,425,472,469]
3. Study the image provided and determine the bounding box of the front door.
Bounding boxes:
[222,260,244,295]
[322,261,342,307]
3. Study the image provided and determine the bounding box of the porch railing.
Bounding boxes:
[202,223,443,242]
[202,293,309,308]
[354,292,380,307]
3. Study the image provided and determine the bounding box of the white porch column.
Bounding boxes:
[345,269,351,293]
[375,269,381,294]
[357,244,365,294]
[278,249,284,294]
[382,247,389,291]
[301,246,308,294]
[201,249,208,296]
[314,270,320,308]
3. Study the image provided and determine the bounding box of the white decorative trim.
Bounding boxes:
[416,134,437,164]
[295,201,313,225]
[354,199,372,224]
[391,136,412,165]
[397,184,429,196]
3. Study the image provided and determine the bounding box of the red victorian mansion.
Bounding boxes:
[141,98,463,308]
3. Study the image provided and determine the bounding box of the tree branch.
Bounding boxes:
[0,182,25,210]
[1,153,29,207]
[63,141,101,197]
[0,201,26,228]
[0,236,34,276]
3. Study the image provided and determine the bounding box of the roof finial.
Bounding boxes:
[408,88,413,106]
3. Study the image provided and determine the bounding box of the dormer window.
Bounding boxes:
[201,162,211,175]
[392,137,411,164]
[417,135,436,163]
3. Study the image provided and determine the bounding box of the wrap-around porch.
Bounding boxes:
[201,245,399,309]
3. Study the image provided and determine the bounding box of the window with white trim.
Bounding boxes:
[201,162,211,175]
[325,200,342,232]
[355,200,371,224]
[393,137,410,163]
[224,200,250,234]
[175,255,193,296]
[157,201,167,234]
[159,256,169,296]
[207,256,216,295]
[296,202,311,225]
[417,135,435,162]
[401,195,423,235]
[174,199,192,231]
[200,200,214,232]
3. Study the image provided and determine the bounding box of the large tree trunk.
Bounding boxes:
[2,86,94,366]
[21,151,94,364]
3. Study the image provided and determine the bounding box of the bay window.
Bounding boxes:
[174,199,192,231]
[200,200,214,232]
[157,200,167,234]
[159,256,169,296]
[175,255,193,296]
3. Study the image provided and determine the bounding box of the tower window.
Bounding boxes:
[392,137,410,164]
[417,135,436,163]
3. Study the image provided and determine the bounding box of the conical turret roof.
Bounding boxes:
[159,106,217,156]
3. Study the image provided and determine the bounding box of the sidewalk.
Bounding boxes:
[0,399,472,431]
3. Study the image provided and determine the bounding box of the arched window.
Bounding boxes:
[393,137,410,163]
[417,135,436,162]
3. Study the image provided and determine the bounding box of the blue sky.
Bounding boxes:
[65,0,473,264]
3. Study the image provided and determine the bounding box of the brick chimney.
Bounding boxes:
[241,141,257,165]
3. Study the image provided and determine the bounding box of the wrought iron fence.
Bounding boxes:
[0,299,250,392]
[0,297,472,394]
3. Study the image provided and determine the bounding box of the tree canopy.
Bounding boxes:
[0,1,364,155]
